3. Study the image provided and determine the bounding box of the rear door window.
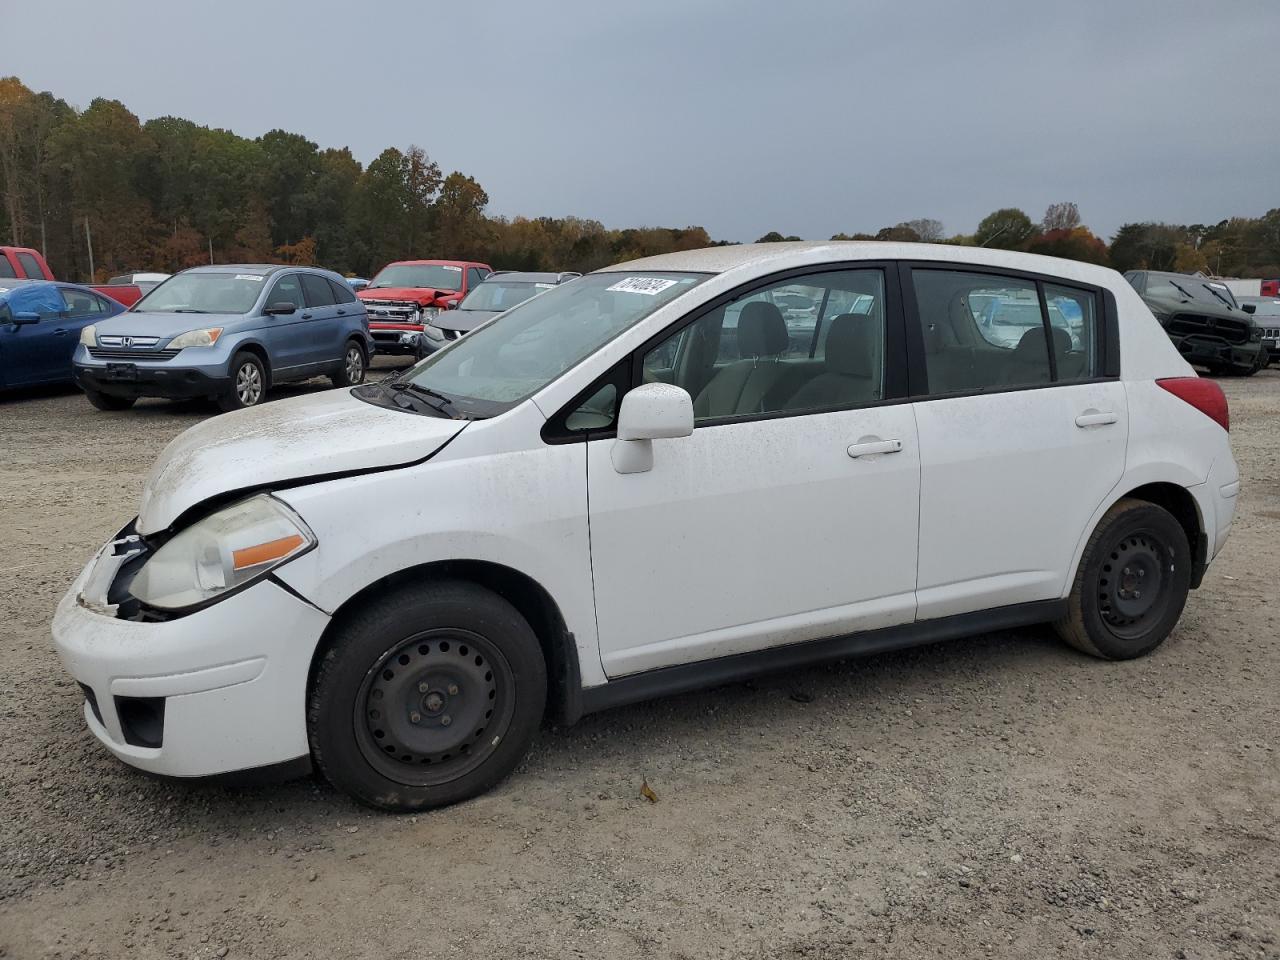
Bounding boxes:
[0,256,17,279]
[60,288,112,318]
[16,252,43,278]
[301,273,335,308]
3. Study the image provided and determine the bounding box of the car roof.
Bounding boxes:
[180,264,341,278]
[601,240,1122,287]
[380,259,485,267]
[481,271,570,283]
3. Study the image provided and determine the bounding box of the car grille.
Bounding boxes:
[362,300,421,323]
[1261,325,1280,339]
[1166,313,1250,345]
[88,347,181,361]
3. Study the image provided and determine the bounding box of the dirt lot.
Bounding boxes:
[1,361,1277,960]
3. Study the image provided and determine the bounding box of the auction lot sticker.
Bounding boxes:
[607,276,679,295]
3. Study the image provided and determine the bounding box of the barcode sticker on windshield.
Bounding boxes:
[442,265,462,272]
[235,274,264,282]
[607,277,679,296]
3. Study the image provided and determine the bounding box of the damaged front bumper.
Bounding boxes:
[51,532,330,779]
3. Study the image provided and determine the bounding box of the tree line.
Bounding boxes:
[2,76,1277,283]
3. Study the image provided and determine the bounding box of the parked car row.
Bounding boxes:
[1,245,150,306]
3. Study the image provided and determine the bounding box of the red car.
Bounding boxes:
[0,246,145,307]
[357,259,492,356]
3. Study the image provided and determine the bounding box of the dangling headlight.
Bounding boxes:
[129,495,315,611]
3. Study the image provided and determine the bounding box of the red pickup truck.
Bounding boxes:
[0,246,145,307]
[358,259,492,355]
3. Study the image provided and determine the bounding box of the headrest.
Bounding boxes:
[823,313,876,377]
[737,301,789,358]
[1012,326,1070,364]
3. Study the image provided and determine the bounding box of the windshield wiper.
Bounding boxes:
[1167,280,1196,301]
[1202,284,1234,309]
[171,308,208,313]
[388,380,463,418]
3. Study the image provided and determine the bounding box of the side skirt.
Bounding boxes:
[572,600,1067,721]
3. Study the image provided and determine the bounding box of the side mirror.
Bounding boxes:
[1241,303,1256,314]
[611,383,694,474]
[445,300,458,309]
[12,311,40,325]
[264,301,298,316]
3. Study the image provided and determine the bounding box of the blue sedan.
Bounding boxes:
[0,280,127,390]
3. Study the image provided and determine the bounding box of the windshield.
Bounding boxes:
[369,264,463,291]
[1146,274,1239,309]
[400,272,706,416]
[133,272,265,314]
[459,280,552,313]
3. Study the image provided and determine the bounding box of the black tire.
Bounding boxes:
[218,351,267,411]
[1055,498,1191,660]
[330,340,367,388]
[308,580,547,812]
[83,390,136,411]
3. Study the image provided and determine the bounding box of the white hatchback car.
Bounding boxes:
[53,242,1239,811]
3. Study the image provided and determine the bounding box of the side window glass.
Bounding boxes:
[911,270,1050,394]
[269,274,306,309]
[0,256,16,279]
[328,278,358,304]
[301,274,334,308]
[564,382,619,432]
[1043,284,1098,381]
[60,288,109,318]
[642,269,886,422]
[17,252,43,277]
[10,285,64,319]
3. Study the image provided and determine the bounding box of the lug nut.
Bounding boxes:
[1133,591,1141,600]
[418,682,429,693]
[410,711,421,724]
[1137,569,1146,578]
[441,715,452,727]
[447,684,459,695]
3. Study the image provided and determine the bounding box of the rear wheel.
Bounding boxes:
[218,352,267,411]
[1055,498,1191,660]
[83,390,136,411]
[331,341,366,388]
[309,581,547,811]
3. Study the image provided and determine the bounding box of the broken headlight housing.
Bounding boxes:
[129,495,315,611]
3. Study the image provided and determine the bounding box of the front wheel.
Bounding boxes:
[331,341,367,388]
[309,581,547,811]
[218,352,267,411]
[1055,498,1191,660]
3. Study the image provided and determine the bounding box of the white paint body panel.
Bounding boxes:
[914,381,1129,619]
[587,406,921,676]
[136,388,465,534]
[50,242,1241,780]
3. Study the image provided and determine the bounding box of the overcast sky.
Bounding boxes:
[6,0,1278,242]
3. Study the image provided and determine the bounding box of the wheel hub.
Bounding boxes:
[1098,534,1170,637]
[355,630,511,786]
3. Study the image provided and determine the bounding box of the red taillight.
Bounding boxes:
[1157,377,1229,432]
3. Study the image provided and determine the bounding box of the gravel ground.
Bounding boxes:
[1,361,1277,960]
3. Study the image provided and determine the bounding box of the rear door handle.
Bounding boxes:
[847,438,902,458]
[301,312,313,320]
[53,328,68,336]
[1074,411,1117,428]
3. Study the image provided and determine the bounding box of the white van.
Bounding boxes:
[53,242,1239,811]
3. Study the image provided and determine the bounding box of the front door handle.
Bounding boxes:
[53,328,68,336]
[1074,411,1117,428]
[847,438,902,458]
[301,312,313,320]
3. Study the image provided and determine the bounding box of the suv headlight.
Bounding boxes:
[80,325,97,347]
[129,495,315,611]
[168,327,224,349]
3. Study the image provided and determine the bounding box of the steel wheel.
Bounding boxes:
[1097,533,1173,640]
[235,360,263,406]
[354,628,517,787]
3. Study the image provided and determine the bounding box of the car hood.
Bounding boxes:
[437,309,500,333]
[95,310,247,339]
[1142,294,1243,321]
[136,388,466,535]
[359,287,459,304]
